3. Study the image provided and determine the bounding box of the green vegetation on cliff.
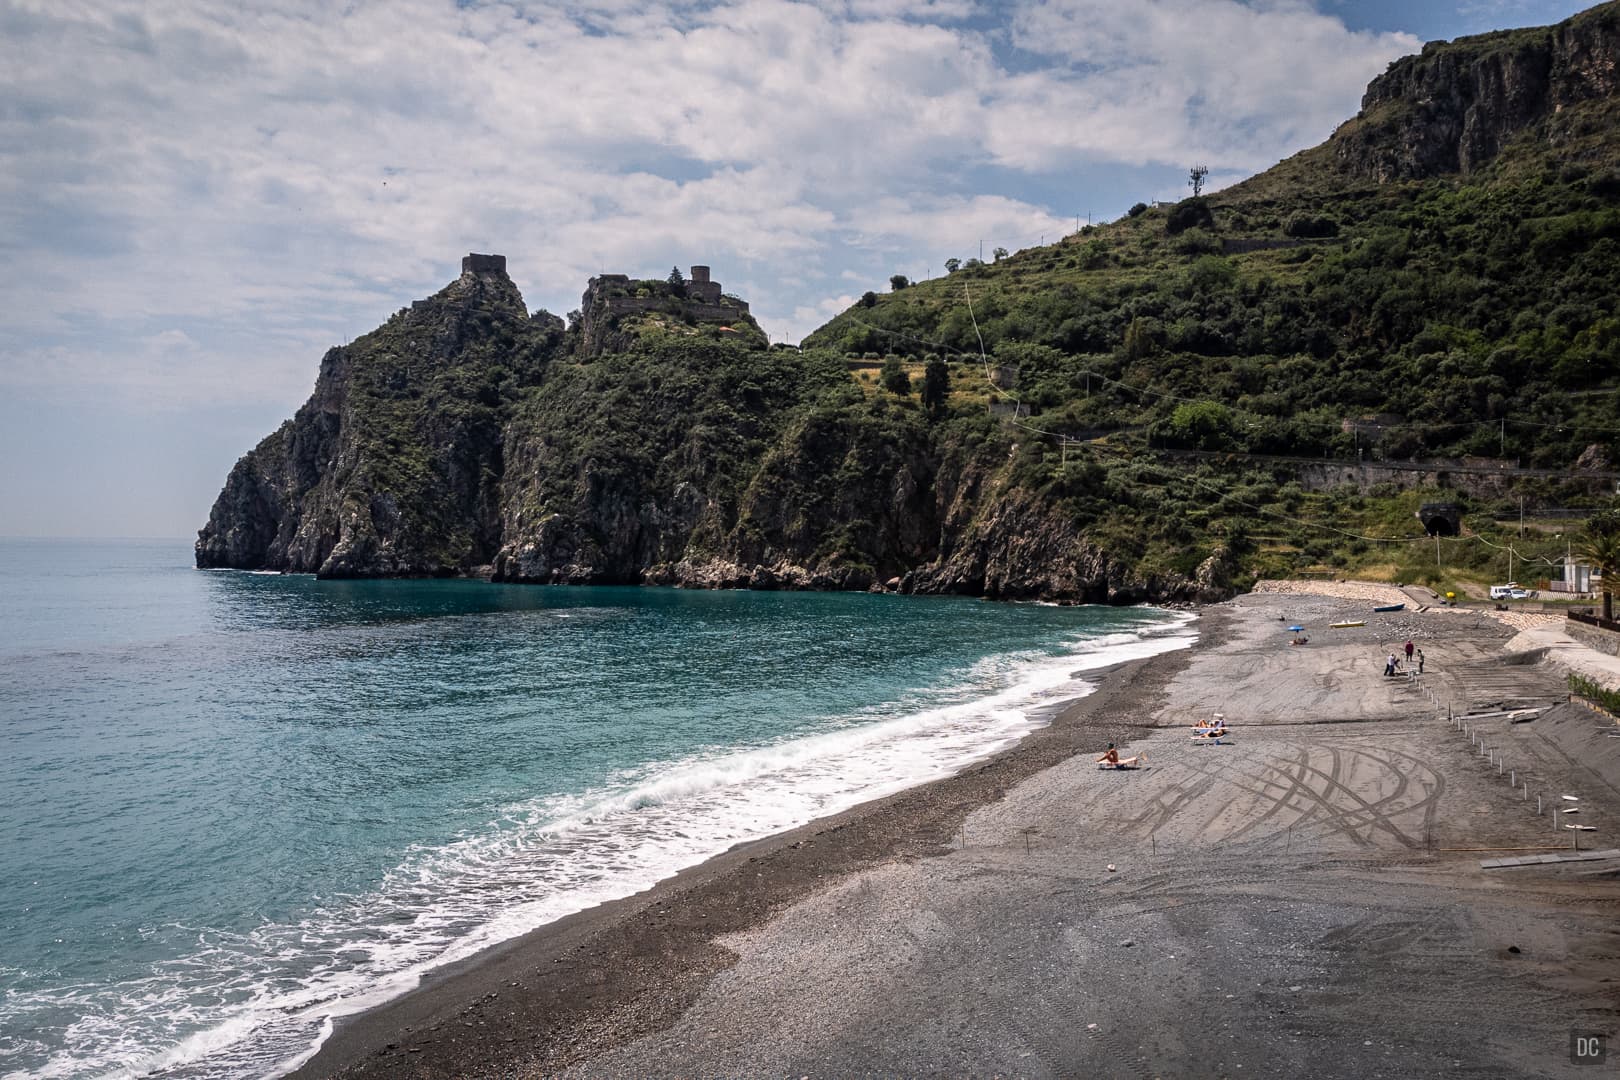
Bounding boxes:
[201,4,1620,599]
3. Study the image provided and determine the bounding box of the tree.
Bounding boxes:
[1122,316,1157,361]
[880,355,911,396]
[667,266,687,297]
[1167,400,1234,450]
[1128,202,1149,218]
[890,274,909,291]
[1189,163,1209,197]
[921,355,949,419]
[993,246,1009,261]
[1577,509,1620,621]
[860,290,877,308]
[944,257,961,274]
[1165,198,1213,236]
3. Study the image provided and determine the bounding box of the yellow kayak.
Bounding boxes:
[1329,620,1365,628]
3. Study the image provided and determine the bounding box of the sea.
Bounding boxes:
[0,538,1196,1079]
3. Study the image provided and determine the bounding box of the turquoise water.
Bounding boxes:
[0,539,1194,1078]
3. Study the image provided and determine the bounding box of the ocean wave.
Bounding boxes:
[5,611,1195,1080]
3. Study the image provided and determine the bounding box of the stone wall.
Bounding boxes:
[1567,618,1620,658]
[1293,461,1618,499]
[576,272,754,356]
[462,253,507,275]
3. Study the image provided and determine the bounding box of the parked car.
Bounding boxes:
[1489,583,1519,599]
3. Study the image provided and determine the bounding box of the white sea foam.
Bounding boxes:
[10,611,1195,1080]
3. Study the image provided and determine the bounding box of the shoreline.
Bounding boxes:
[291,611,1213,1078]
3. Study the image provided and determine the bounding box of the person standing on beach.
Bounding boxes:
[1385,652,1397,677]
[1404,640,1414,663]
[1417,648,1425,674]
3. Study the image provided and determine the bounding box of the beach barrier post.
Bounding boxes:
[1537,794,1542,814]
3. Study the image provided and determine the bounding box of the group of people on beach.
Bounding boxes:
[1097,713,1231,769]
[1383,639,1425,677]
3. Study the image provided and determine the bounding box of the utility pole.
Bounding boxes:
[979,239,984,262]
[1500,418,1506,457]
[1519,496,1525,538]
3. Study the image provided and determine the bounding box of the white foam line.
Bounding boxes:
[12,612,1198,1080]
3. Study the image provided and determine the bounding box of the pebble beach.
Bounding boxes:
[300,586,1620,1080]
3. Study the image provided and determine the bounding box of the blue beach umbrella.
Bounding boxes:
[1287,625,1305,632]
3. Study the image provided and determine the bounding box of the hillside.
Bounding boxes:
[199,4,1620,600]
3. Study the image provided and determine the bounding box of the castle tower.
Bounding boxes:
[687,265,721,303]
[462,253,507,275]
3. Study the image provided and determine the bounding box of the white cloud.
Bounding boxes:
[0,0,1417,412]
[997,0,1419,171]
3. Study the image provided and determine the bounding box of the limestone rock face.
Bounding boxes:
[196,257,554,577]
[1333,4,1620,181]
[198,258,1208,603]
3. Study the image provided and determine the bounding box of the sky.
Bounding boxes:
[0,0,1597,538]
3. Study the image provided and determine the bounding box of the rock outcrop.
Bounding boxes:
[198,255,1198,602]
[197,255,557,576]
[1333,2,1620,180]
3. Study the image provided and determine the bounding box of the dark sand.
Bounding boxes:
[296,597,1620,1079]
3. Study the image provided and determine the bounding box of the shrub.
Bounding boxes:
[1284,213,1339,238]
[880,355,911,396]
[1166,197,1214,236]
[1128,202,1149,218]
[1570,673,1620,716]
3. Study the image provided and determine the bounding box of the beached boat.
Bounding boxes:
[1329,620,1365,628]
[1372,603,1405,612]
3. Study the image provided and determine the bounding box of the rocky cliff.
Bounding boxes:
[1333,2,1620,180]
[198,255,1200,601]
[199,7,1620,601]
[197,255,559,576]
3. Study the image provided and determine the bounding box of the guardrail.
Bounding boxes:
[1568,610,1620,633]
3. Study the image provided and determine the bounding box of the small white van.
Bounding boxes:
[1489,583,1519,599]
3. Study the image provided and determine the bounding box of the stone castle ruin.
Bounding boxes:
[462,253,507,275]
[579,264,752,355]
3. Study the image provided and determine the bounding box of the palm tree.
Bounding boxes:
[1576,510,1620,622]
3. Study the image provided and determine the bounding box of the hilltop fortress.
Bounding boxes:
[578,265,754,355]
